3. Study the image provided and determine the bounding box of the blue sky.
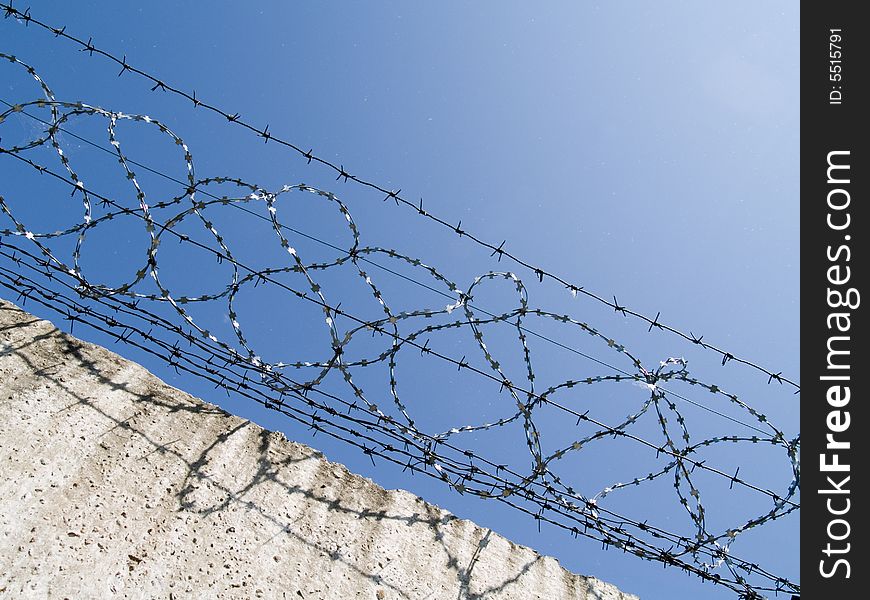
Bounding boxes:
[1,2,799,598]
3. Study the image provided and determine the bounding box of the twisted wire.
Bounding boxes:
[0,47,798,599]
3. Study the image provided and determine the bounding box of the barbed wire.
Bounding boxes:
[0,51,799,598]
[0,2,800,394]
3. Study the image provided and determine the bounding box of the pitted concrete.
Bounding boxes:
[0,299,638,599]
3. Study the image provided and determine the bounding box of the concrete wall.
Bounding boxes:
[0,299,638,600]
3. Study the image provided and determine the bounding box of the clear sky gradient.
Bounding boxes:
[1,3,799,598]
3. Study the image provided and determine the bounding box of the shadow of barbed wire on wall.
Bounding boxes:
[0,39,799,599]
[1,300,615,599]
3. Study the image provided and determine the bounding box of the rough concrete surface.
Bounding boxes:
[0,299,638,600]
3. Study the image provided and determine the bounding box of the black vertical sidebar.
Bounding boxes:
[802,3,867,598]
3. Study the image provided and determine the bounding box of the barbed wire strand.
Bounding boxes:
[0,2,799,393]
[0,266,796,599]
[0,252,785,597]
[0,43,799,599]
[0,146,798,510]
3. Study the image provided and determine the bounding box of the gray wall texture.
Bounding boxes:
[0,299,638,600]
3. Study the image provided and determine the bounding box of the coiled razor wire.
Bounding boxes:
[0,49,798,599]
